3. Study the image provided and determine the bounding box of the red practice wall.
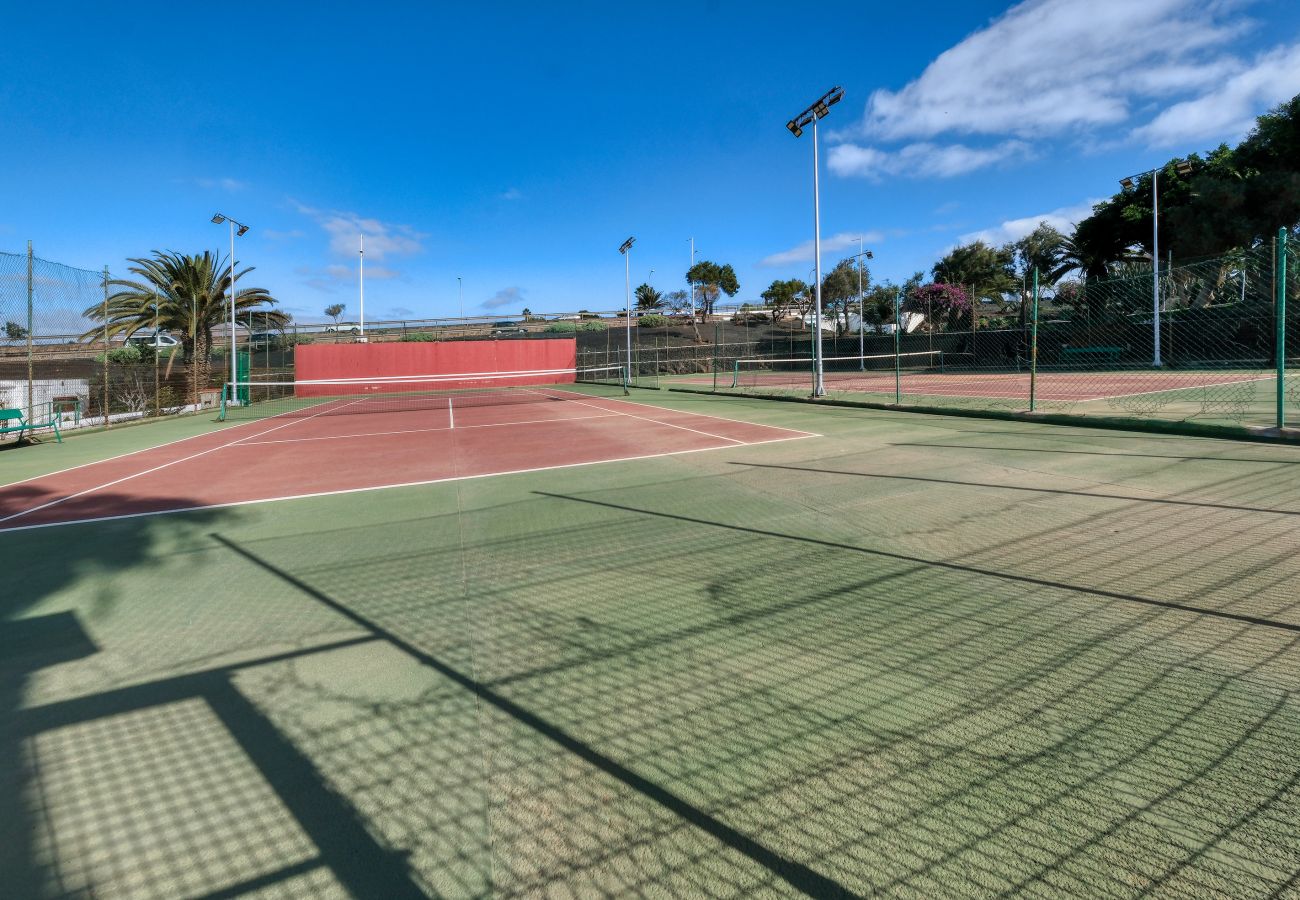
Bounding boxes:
[293,339,579,396]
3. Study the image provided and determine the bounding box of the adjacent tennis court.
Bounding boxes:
[4,368,1300,897]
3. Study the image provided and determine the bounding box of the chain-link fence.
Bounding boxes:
[672,236,1297,436]
[0,247,235,436]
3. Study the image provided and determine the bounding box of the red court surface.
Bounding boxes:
[0,390,815,532]
[680,369,1272,401]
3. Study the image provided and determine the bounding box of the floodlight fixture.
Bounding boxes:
[619,236,635,254]
[211,213,226,224]
[786,120,803,138]
[236,224,249,236]
[1119,177,1135,191]
[1175,160,1194,176]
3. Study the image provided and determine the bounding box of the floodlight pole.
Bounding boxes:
[850,243,873,369]
[211,213,249,403]
[620,237,635,384]
[1121,162,1191,367]
[1152,168,1160,366]
[359,234,365,339]
[787,86,843,397]
[457,276,463,322]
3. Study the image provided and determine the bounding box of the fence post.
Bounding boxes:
[1278,227,1288,430]
[102,266,110,428]
[712,323,719,390]
[26,241,34,417]
[1029,268,1040,412]
[894,289,902,404]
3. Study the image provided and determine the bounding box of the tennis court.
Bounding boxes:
[4,383,1300,897]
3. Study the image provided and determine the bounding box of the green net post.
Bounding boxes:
[236,351,250,405]
[1278,228,1288,429]
[712,322,719,390]
[26,242,34,418]
[894,288,902,404]
[1029,268,1040,412]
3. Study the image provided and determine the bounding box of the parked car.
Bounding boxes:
[248,331,280,350]
[324,323,361,334]
[490,320,528,336]
[126,331,181,349]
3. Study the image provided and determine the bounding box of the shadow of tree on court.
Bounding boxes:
[0,499,431,899]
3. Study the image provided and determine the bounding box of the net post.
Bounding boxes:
[1029,267,1039,412]
[102,265,110,429]
[712,323,719,391]
[1278,227,1288,430]
[26,241,34,420]
[731,358,741,389]
[893,288,901,404]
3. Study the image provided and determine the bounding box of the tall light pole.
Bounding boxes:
[849,242,874,368]
[358,234,365,341]
[211,213,249,403]
[619,237,635,383]
[787,86,844,397]
[1119,159,1192,367]
[457,276,463,323]
[687,237,696,323]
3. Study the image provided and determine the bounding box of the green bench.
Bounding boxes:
[0,404,65,444]
[1061,345,1124,365]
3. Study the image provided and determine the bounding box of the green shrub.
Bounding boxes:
[399,331,438,342]
[578,321,607,331]
[545,322,579,333]
[96,343,145,364]
[637,314,668,328]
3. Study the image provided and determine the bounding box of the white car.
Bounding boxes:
[324,324,361,334]
[127,332,181,349]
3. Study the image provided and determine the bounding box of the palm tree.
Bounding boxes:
[83,250,285,402]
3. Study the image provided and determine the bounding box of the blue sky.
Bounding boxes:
[3,0,1299,325]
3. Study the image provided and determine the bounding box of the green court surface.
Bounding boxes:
[4,393,1300,897]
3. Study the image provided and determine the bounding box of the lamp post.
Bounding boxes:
[210,213,249,403]
[1119,160,1192,366]
[687,237,696,323]
[619,237,635,384]
[358,234,365,341]
[787,86,844,397]
[457,276,463,323]
[849,241,874,368]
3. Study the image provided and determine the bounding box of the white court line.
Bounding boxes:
[0,398,366,527]
[0,432,818,534]
[534,392,748,444]
[237,412,624,446]
[540,388,821,439]
[0,409,320,491]
[1075,374,1277,403]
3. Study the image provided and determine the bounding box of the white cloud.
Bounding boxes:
[500,187,524,201]
[195,176,246,191]
[828,140,1031,180]
[959,199,1101,246]
[482,286,525,310]
[1133,41,1300,146]
[826,0,1293,178]
[853,0,1248,142]
[759,231,885,268]
[293,200,427,261]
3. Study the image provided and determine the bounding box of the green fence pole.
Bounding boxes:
[1029,267,1040,412]
[1278,227,1288,429]
[712,323,719,390]
[102,266,110,428]
[894,289,902,404]
[26,241,34,417]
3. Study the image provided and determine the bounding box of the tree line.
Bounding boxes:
[746,94,1300,336]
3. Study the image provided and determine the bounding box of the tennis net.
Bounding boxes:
[220,365,628,420]
[731,351,944,389]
